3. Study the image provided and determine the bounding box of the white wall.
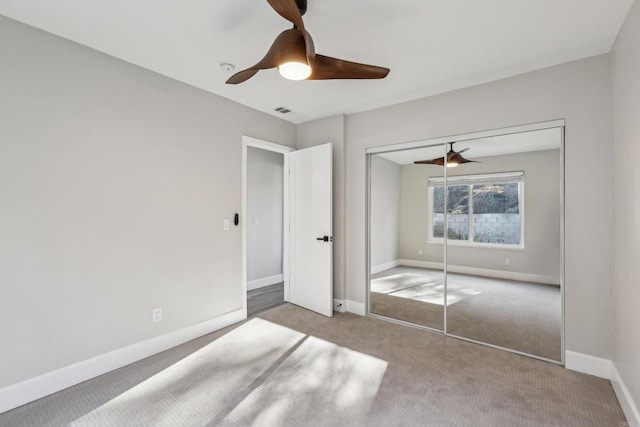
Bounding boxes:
[296,115,346,300]
[611,0,640,416]
[0,16,295,389]
[370,155,401,268]
[398,150,561,279]
[346,55,613,359]
[247,147,283,286]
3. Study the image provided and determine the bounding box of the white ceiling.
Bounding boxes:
[0,0,633,124]
[377,127,562,165]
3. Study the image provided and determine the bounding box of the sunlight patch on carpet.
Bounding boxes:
[372,273,482,305]
[71,318,305,426]
[222,336,388,426]
[71,318,387,426]
[370,273,437,294]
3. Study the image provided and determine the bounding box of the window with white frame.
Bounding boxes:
[427,172,524,248]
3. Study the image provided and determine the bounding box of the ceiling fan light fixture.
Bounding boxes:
[224,0,390,85]
[278,61,312,80]
[414,142,478,167]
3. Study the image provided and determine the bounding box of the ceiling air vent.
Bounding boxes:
[274,106,293,115]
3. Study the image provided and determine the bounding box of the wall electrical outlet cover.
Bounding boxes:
[152,308,162,323]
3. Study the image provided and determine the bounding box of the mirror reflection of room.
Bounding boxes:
[370,144,445,331]
[369,127,562,362]
[442,129,562,361]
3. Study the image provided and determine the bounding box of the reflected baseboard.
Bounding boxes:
[371,260,401,275]
[393,259,560,286]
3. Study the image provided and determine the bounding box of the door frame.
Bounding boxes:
[241,136,295,319]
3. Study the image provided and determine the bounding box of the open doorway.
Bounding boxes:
[242,136,334,319]
[246,145,286,317]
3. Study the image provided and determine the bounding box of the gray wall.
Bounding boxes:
[611,0,640,411]
[247,147,284,284]
[370,155,401,267]
[0,16,295,388]
[399,150,561,279]
[296,115,346,300]
[346,55,613,359]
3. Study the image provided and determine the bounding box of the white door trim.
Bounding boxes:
[242,136,295,318]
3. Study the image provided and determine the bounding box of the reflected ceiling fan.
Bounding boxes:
[225,0,390,84]
[414,142,478,168]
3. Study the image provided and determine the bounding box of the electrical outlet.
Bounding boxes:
[333,300,345,313]
[504,257,511,265]
[418,249,423,256]
[223,218,230,230]
[152,308,162,323]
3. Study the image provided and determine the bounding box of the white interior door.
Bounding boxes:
[289,143,333,317]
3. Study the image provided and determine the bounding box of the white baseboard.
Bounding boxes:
[611,363,640,427]
[371,260,400,275]
[346,300,366,316]
[565,350,612,379]
[333,299,347,313]
[247,274,284,291]
[0,308,245,414]
[398,259,560,285]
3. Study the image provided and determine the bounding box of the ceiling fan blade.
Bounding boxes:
[226,69,260,85]
[266,0,315,58]
[457,148,470,154]
[449,152,478,164]
[307,54,390,80]
[226,29,302,84]
[414,158,445,165]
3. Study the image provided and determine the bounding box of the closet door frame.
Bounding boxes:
[365,119,565,365]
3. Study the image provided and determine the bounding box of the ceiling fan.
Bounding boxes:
[414,142,478,168]
[225,0,390,84]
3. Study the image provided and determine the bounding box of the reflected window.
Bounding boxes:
[428,172,523,247]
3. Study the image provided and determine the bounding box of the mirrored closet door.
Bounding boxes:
[367,123,564,363]
[368,144,446,331]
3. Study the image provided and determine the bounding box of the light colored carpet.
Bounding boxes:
[371,266,561,361]
[1,304,624,426]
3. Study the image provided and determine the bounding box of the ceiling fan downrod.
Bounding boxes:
[296,0,307,16]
